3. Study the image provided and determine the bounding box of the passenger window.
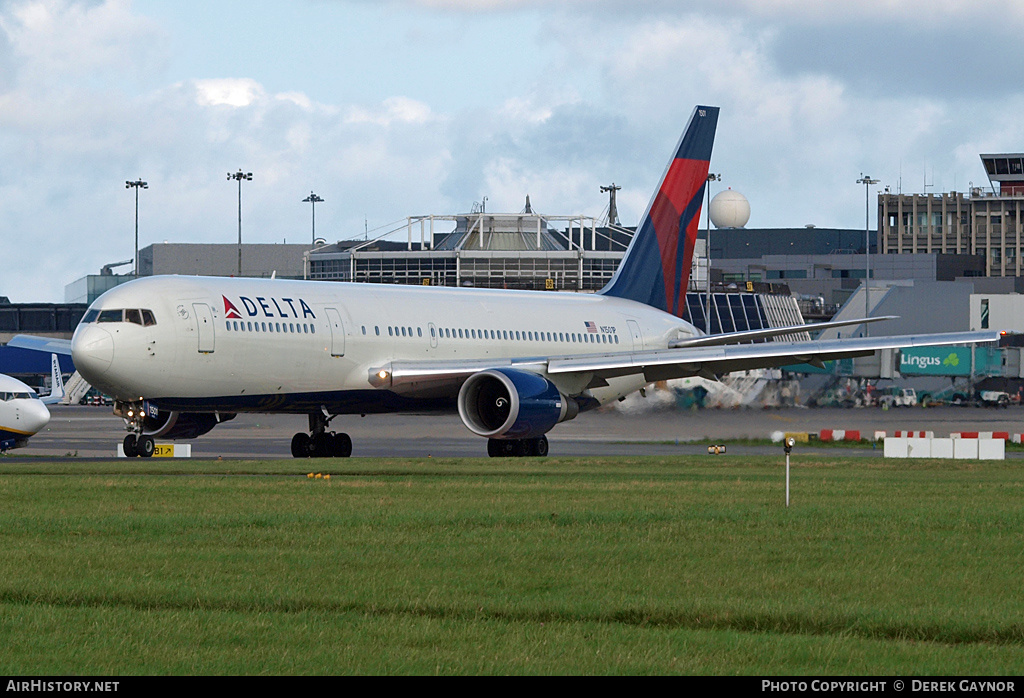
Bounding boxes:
[362,326,366,335]
[418,328,423,337]
[375,326,380,336]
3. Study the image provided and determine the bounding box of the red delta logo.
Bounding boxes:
[223,296,243,319]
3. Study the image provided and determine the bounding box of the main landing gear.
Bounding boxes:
[487,435,548,458]
[291,409,352,458]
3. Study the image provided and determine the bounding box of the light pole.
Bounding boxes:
[857,174,879,336]
[303,191,324,244]
[705,172,721,333]
[125,179,148,277]
[228,170,253,276]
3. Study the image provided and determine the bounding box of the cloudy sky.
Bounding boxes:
[2,0,1023,302]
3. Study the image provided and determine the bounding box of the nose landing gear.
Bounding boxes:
[116,400,154,458]
[123,433,155,458]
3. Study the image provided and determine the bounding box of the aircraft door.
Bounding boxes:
[627,319,643,352]
[325,307,345,357]
[193,303,215,354]
[428,322,438,348]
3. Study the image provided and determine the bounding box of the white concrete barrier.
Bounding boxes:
[954,438,979,460]
[883,437,908,458]
[979,439,1005,460]
[884,437,1002,460]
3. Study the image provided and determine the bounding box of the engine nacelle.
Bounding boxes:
[141,409,236,440]
[458,368,578,440]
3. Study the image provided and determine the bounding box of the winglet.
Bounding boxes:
[600,106,719,318]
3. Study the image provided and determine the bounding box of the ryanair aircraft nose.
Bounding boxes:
[71,325,114,381]
[21,399,50,435]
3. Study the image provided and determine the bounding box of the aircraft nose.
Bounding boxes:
[21,400,50,435]
[71,325,114,380]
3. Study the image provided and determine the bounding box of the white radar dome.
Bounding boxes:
[709,188,750,228]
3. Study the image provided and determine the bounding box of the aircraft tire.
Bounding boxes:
[291,432,312,458]
[123,434,138,458]
[138,436,155,458]
[531,435,549,457]
[333,432,352,458]
[487,438,517,457]
[312,432,334,457]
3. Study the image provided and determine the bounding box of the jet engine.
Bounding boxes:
[140,408,236,440]
[458,368,578,440]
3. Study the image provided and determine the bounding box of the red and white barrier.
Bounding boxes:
[819,429,862,442]
[950,432,1010,440]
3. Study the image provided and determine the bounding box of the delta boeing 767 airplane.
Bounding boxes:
[70,106,998,458]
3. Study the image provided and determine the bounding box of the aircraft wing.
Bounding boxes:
[387,330,1000,391]
[7,334,73,355]
[547,330,1001,383]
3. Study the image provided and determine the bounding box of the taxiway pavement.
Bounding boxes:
[13,404,1024,460]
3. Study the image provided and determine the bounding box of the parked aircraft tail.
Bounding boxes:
[600,105,719,318]
[41,353,66,405]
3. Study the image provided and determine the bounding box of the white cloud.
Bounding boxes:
[194,78,265,108]
[0,0,165,86]
[345,96,435,126]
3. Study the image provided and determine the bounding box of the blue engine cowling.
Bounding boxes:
[141,409,236,440]
[457,368,578,440]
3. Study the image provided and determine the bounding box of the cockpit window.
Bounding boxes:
[0,391,35,401]
[83,308,157,326]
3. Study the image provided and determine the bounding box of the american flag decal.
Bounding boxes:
[585,321,598,333]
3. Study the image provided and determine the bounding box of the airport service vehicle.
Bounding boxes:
[880,388,918,408]
[978,390,1011,408]
[69,106,1000,458]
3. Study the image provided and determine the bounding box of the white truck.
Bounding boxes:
[880,388,918,408]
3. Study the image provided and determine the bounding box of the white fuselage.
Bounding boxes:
[71,275,699,415]
[0,373,50,449]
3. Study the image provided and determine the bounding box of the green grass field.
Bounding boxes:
[1,455,1023,675]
